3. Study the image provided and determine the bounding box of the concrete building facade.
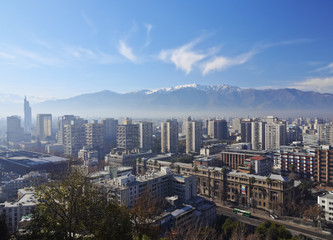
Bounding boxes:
[161,119,179,153]
[186,121,202,154]
[36,114,52,140]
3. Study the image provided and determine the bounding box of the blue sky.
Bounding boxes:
[0,0,333,100]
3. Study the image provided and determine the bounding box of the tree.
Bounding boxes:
[130,192,165,240]
[303,204,325,227]
[178,225,222,240]
[194,165,199,172]
[221,167,228,204]
[265,178,272,208]
[255,221,292,240]
[288,164,299,180]
[0,214,9,240]
[298,180,311,200]
[26,170,133,240]
[249,177,255,208]
[222,218,237,240]
[230,222,247,240]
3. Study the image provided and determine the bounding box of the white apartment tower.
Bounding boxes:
[318,122,333,145]
[161,119,179,153]
[251,120,266,150]
[186,120,202,154]
[264,117,286,150]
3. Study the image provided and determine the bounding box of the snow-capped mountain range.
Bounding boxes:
[1,84,332,117]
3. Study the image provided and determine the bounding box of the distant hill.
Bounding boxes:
[1,84,332,118]
[31,83,333,118]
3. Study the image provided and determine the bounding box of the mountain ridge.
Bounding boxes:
[33,83,333,118]
[1,84,332,118]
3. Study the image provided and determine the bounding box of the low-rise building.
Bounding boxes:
[318,192,333,222]
[0,188,37,232]
[95,167,196,208]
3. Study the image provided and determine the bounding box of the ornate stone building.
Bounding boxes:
[137,158,297,215]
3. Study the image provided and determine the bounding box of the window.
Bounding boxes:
[322,200,325,203]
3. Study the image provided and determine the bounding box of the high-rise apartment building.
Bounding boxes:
[207,119,228,140]
[182,116,191,134]
[161,119,179,153]
[63,123,86,158]
[231,118,242,133]
[6,116,24,143]
[139,121,152,152]
[57,115,87,144]
[251,120,266,150]
[117,121,140,152]
[318,123,333,145]
[36,114,52,140]
[101,118,118,145]
[241,119,252,143]
[85,121,104,156]
[314,147,333,188]
[264,117,286,150]
[186,120,202,154]
[23,97,32,134]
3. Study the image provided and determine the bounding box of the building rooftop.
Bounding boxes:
[319,192,333,200]
[249,156,266,161]
[171,205,193,217]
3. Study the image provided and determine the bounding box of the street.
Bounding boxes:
[216,206,332,240]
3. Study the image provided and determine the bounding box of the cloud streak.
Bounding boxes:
[158,39,206,74]
[202,51,255,75]
[144,24,152,47]
[290,77,333,93]
[118,40,138,63]
[315,62,333,73]
[0,41,118,68]
[82,11,96,33]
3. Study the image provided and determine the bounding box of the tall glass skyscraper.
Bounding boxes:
[24,97,32,134]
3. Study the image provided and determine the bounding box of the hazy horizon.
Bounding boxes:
[0,1,333,100]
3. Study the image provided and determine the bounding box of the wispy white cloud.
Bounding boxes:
[81,11,96,33]
[315,62,333,73]
[258,38,313,50]
[0,52,15,60]
[202,51,255,75]
[144,23,153,47]
[7,47,62,67]
[0,40,117,68]
[158,39,207,74]
[64,46,116,64]
[118,40,138,63]
[290,77,333,93]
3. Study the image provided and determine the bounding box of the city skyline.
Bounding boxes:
[0,1,333,100]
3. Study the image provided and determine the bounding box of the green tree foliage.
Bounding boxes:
[222,218,237,240]
[255,221,292,240]
[25,170,133,240]
[173,155,193,164]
